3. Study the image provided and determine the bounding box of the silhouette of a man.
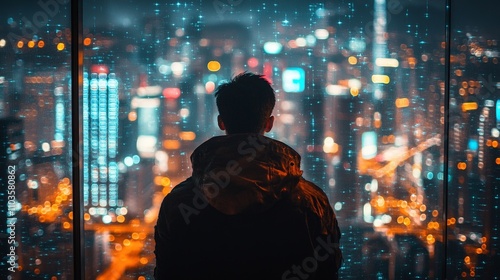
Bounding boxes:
[154,72,342,279]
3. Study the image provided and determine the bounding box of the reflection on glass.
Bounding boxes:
[81,1,449,278]
[448,1,500,278]
[0,1,74,279]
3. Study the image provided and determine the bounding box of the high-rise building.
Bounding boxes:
[0,76,7,118]
[84,230,111,279]
[21,72,70,155]
[82,67,121,221]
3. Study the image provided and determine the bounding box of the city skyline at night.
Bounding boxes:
[1,0,499,279]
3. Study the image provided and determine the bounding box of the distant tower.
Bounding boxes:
[372,0,388,101]
[82,66,120,220]
[20,72,70,155]
[0,77,7,118]
[323,93,362,222]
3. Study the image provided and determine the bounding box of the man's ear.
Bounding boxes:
[217,115,226,131]
[264,116,274,133]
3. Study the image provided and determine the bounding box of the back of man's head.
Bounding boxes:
[215,72,276,134]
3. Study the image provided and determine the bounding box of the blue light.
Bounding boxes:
[361,131,377,159]
[83,75,90,206]
[124,156,134,167]
[282,67,306,93]
[91,183,98,206]
[263,42,283,54]
[109,162,118,182]
[133,155,141,164]
[108,76,119,158]
[468,138,479,152]
[54,100,65,141]
[496,99,500,124]
[349,38,366,53]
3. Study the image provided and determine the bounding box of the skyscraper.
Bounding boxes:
[0,76,7,118]
[82,66,120,221]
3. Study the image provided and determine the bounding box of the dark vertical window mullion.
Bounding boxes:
[71,0,84,278]
[443,0,452,279]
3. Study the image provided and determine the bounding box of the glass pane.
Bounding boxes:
[448,1,500,278]
[81,1,452,279]
[0,1,74,279]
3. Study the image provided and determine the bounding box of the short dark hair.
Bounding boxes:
[215,72,276,134]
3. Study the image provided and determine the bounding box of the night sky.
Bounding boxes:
[1,1,498,38]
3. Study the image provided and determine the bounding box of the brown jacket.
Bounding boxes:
[154,134,342,279]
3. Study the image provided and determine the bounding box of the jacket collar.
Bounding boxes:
[190,134,303,214]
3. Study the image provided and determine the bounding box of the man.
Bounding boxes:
[154,72,342,279]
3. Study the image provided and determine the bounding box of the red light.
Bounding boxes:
[247,57,259,68]
[205,82,216,94]
[263,62,273,84]
[163,88,181,99]
[90,65,109,74]
[139,74,148,87]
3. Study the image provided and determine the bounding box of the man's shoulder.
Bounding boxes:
[161,177,199,214]
[291,177,338,235]
[157,177,201,225]
[161,178,196,207]
[293,177,330,205]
